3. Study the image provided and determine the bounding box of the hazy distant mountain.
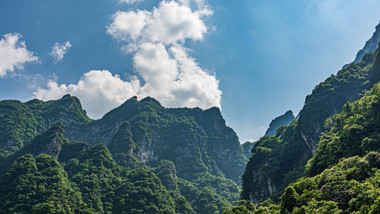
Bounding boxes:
[264,110,295,137]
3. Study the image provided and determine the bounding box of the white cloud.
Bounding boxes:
[0,33,38,78]
[133,42,178,91]
[169,45,221,108]
[107,10,150,42]
[50,41,71,63]
[144,1,210,44]
[34,0,221,119]
[106,0,212,44]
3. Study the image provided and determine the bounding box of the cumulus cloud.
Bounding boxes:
[107,0,211,44]
[107,10,150,41]
[35,0,221,119]
[0,33,38,78]
[144,1,210,44]
[50,41,71,63]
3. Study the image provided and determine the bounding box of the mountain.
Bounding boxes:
[241,40,380,203]
[67,96,247,183]
[225,80,380,213]
[0,95,91,158]
[0,95,247,183]
[242,141,255,158]
[264,110,295,137]
[241,111,295,159]
[306,81,380,176]
[0,95,247,213]
[0,126,182,213]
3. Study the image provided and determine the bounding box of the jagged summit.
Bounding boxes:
[0,93,246,183]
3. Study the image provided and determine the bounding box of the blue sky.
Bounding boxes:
[0,0,379,142]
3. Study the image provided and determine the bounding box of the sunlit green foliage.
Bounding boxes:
[0,154,90,214]
[229,153,380,214]
[307,82,380,176]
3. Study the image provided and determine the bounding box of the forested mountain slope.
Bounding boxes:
[0,95,248,213]
[0,124,182,213]
[0,95,246,183]
[241,43,380,203]
[226,76,380,214]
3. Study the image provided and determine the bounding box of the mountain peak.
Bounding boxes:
[140,96,163,107]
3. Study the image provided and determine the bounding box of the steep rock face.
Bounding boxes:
[264,110,295,137]
[242,41,380,203]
